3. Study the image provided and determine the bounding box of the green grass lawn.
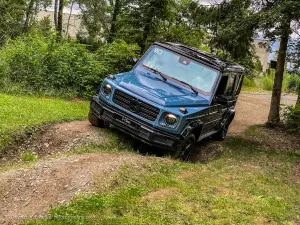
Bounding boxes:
[0,94,89,151]
[26,132,300,224]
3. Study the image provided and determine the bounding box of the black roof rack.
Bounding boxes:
[155,42,245,73]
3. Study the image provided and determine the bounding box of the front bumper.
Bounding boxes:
[90,95,182,150]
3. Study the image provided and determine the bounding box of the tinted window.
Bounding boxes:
[216,73,242,97]
[224,75,235,96]
[234,75,243,96]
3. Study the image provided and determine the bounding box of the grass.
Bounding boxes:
[21,152,38,162]
[0,94,89,152]
[242,86,271,93]
[25,131,300,224]
[0,94,298,224]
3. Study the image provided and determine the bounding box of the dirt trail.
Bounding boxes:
[0,92,297,224]
[229,92,297,135]
[0,153,146,224]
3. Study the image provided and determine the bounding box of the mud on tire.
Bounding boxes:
[88,110,108,128]
[170,134,196,161]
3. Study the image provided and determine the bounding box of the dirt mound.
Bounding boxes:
[23,120,108,156]
[0,153,145,224]
[1,121,108,164]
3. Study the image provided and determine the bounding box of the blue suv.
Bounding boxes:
[89,42,246,159]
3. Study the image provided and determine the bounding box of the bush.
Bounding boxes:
[261,76,273,91]
[287,74,300,93]
[0,34,140,98]
[95,39,140,74]
[284,105,300,135]
[243,77,256,87]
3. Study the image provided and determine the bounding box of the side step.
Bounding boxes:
[198,130,218,142]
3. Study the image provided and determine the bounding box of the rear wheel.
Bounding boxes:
[213,119,230,141]
[88,110,108,128]
[171,134,196,161]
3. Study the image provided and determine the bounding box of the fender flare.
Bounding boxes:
[181,120,204,140]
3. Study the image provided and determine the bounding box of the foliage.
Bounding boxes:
[0,0,26,45]
[261,76,273,91]
[287,74,300,93]
[243,77,257,87]
[78,0,112,41]
[284,105,300,135]
[0,34,139,98]
[0,94,88,152]
[95,39,140,74]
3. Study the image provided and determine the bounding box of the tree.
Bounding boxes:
[66,0,74,36]
[191,0,259,71]
[192,0,300,123]
[57,0,64,41]
[23,0,35,32]
[0,0,26,45]
[256,0,300,124]
[118,0,175,52]
[107,0,121,43]
[156,0,209,49]
[54,0,59,29]
[78,0,112,41]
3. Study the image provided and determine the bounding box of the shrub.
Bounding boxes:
[243,77,256,87]
[0,35,140,98]
[95,39,140,74]
[262,76,273,91]
[284,105,300,135]
[22,152,37,162]
[287,74,300,93]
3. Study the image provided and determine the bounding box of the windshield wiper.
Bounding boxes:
[142,64,198,95]
[171,77,198,95]
[142,64,167,81]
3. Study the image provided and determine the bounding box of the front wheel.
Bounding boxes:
[170,134,196,161]
[88,110,108,128]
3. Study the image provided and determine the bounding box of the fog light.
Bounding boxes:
[165,114,178,126]
[103,84,112,95]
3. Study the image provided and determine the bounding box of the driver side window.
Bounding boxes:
[215,74,238,99]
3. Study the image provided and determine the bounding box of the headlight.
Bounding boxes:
[165,113,178,126]
[103,84,112,95]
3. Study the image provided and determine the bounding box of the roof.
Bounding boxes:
[155,42,245,73]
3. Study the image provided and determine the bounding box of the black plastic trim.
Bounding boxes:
[90,96,182,150]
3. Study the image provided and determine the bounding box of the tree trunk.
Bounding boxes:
[66,0,74,37]
[107,0,121,43]
[267,19,291,124]
[297,90,300,106]
[23,0,35,32]
[140,21,151,54]
[57,0,64,41]
[54,0,59,29]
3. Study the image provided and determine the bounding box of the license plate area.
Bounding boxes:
[115,114,139,129]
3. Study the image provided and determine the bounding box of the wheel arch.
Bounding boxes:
[181,120,204,142]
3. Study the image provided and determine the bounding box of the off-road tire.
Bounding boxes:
[213,119,230,141]
[170,134,196,161]
[88,110,108,128]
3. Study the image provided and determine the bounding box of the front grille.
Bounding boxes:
[113,89,160,121]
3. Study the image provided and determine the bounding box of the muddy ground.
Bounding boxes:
[0,92,298,224]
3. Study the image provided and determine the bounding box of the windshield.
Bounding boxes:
[140,46,219,95]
